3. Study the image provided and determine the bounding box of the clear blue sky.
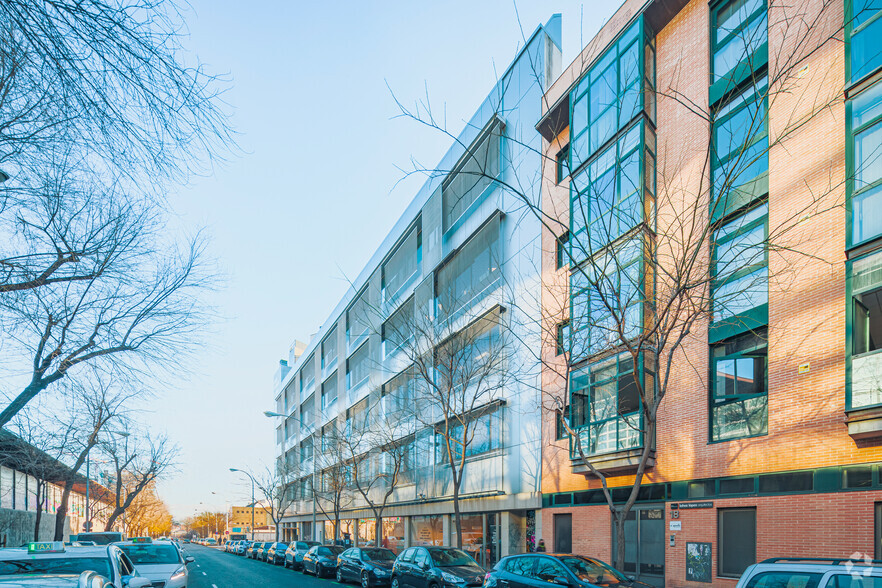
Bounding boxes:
[155,0,622,519]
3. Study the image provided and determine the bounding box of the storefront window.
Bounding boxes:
[456,515,484,563]
[358,519,376,546]
[411,515,443,546]
[382,517,405,553]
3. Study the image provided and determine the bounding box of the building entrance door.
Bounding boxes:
[611,505,665,587]
[553,513,572,553]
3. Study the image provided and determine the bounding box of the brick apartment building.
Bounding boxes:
[537,0,882,586]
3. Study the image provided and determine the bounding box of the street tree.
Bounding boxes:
[392,0,846,567]
[313,421,354,543]
[101,429,178,532]
[254,460,300,542]
[124,481,173,538]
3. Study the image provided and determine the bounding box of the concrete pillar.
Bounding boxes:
[500,512,512,557]
[404,517,412,548]
[443,515,451,546]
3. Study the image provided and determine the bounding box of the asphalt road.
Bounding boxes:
[184,543,339,588]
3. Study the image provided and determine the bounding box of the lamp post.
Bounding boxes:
[229,468,256,541]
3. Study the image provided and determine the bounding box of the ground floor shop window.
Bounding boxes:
[382,517,405,553]
[358,519,376,545]
[411,515,443,546]
[718,508,756,578]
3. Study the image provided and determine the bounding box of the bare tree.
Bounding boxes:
[391,0,847,568]
[389,297,510,549]
[0,231,215,428]
[313,422,355,543]
[124,481,173,538]
[101,429,178,532]
[254,460,300,542]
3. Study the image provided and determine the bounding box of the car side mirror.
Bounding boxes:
[185,556,195,564]
[123,578,152,588]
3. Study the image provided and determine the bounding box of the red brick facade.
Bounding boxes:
[539,0,882,586]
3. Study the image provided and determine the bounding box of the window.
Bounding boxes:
[711,78,769,222]
[435,216,502,319]
[382,367,416,419]
[301,395,315,429]
[848,0,882,83]
[531,558,570,583]
[712,203,768,327]
[383,224,421,302]
[746,573,823,588]
[851,80,882,245]
[555,321,570,356]
[321,375,337,410]
[503,556,536,577]
[718,508,756,578]
[435,409,502,464]
[383,297,414,357]
[556,145,570,184]
[347,342,370,392]
[850,249,882,409]
[556,231,570,269]
[758,471,813,493]
[710,328,768,441]
[322,328,338,374]
[346,398,370,436]
[555,405,570,440]
[570,238,645,358]
[570,19,652,172]
[571,123,650,258]
[347,288,371,351]
[711,0,767,92]
[877,502,882,559]
[300,356,315,402]
[843,466,873,488]
[570,353,644,456]
[442,118,503,231]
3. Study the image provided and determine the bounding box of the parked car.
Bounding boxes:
[235,541,251,556]
[266,542,288,566]
[115,538,195,588]
[391,547,485,588]
[256,542,271,562]
[74,533,125,546]
[486,553,653,588]
[246,542,261,559]
[735,557,882,588]
[0,542,152,588]
[285,541,321,569]
[337,547,397,588]
[303,545,345,577]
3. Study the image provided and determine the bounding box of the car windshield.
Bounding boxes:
[318,546,344,557]
[430,549,478,567]
[362,549,395,562]
[119,545,181,565]
[76,534,122,545]
[0,557,113,577]
[275,544,288,549]
[559,556,627,585]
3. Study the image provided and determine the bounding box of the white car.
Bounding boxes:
[114,538,193,588]
[0,543,151,588]
[736,557,882,588]
[0,570,114,588]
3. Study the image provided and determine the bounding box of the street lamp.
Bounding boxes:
[229,468,257,541]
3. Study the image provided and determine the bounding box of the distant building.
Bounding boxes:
[227,504,273,537]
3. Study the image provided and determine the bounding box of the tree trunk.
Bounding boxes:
[613,509,626,571]
[54,480,74,541]
[452,478,462,549]
[0,381,48,430]
[375,515,382,548]
[33,482,44,542]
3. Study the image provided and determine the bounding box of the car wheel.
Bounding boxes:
[361,572,371,588]
[337,568,344,583]
[391,576,400,588]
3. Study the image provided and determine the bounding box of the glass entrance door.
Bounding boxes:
[612,506,665,587]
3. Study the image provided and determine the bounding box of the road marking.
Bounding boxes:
[212,585,218,588]
[202,572,207,576]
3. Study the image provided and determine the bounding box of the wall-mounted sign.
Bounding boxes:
[670,501,713,510]
[798,362,811,374]
[669,521,682,531]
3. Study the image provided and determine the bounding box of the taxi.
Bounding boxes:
[0,542,151,588]
[113,537,193,588]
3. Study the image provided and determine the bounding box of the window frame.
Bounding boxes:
[709,328,769,443]
[846,0,882,85]
[556,231,570,270]
[556,145,570,184]
[709,0,769,105]
[847,78,882,248]
[846,248,882,410]
[555,320,571,356]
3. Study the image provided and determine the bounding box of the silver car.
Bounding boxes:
[115,539,193,588]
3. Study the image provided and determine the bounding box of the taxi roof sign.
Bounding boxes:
[131,537,152,544]
[28,541,65,554]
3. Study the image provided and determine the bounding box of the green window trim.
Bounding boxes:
[556,144,570,184]
[846,248,882,411]
[845,0,882,86]
[711,77,770,223]
[556,231,570,270]
[555,404,571,440]
[709,328,769,442]
[556,320,571,356]
[568,352,650,458]
[709,0,769,107]
[846,77,882,248]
